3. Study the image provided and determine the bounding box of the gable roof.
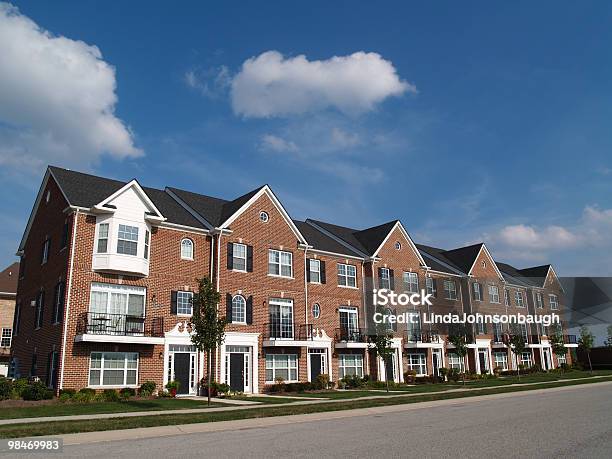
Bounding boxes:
[416,244,466,275]
[442,243,484,274]
[306,219,371,255]
[353,221,398,255]
[47,167,205,229]
[496,262,537,287]
[0,262,19,295]
[293,221,363,258]
[518,265,551,288]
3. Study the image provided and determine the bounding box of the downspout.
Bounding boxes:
[304,247,309,327]
[215,231,222,382]
[59,210,79,390]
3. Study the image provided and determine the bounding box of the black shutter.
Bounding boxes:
[378,267,383,287]
[392,308,398,331]
[320,260,326,284]
[389,269,395,290]
[52,284,59,324]
[432,278,437,297]
[58,282,65,323]
[171,291,178,314]
[246,245,253,272]
[306,259,311,282]
[246,296,253,324]
[227,243,234,270]
[39,290,45,327]
[226,293,233,322]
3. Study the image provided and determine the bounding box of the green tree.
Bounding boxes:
[604,325,612,350]
[578,325,595,374]
[549,328,567,372]
[369,327,395,392]
[190,277,227,405]
[508,332,527,381]
[447,323,469,386]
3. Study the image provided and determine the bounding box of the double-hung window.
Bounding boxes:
[504,289,510,306]
[41,238,50,264]
[232,243,247,271]
[89,352,138,387]
[268,249,292,277]
[338,354,364,378]
[520,352,532,368]
[493,352,508,370]
[473,282,482,301]
[97,223,109,253]
[117,224,139,256]
[549,294,558,310]
[177,291,194,316]
[448,353,464,371]
[1,328,12,347]
[407,353,427,376]
[515,290,525,307]
[35,290,44,329]
[379,268,391,289]
[534,292,543,309]
[338,263,357,287]
[444,280,457,300]
[144,230,150,260]
[265,354,297,382]
[489,285,500,303]
[426,277,436,296]
[309,259,321,283]
[404,272,419,293]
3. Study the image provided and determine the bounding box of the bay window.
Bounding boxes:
[117,224,139,256]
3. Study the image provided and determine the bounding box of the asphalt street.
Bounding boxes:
[5,383,612,459]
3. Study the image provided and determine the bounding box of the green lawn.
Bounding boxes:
[1,377,610,438]
[0,398,224,420]
[227,396,302,404]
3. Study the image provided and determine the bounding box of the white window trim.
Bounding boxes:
[493,352,508,371]
[473,282,482,301]
[338,263,357,288]
[515,290,525,308]
[379,268,391,290]
[117,224,139,257]
[338,354,364,379]
[309,259,321,284]
[41,238,50,265]
[265,354,298,383]
[232,294,247,324]
[96,222,110,254]
[444,280,457,300]
[407,353,427,376]
[88,352,139,388]
[403,272,419,294]
[1,328,12,347]
[181,238,194,260]
[268,249,293,279]
[232,243,247,272]
[177,290,194,317]
[549,294,559,310]
[489,285,500,304]
[89,282,147,317]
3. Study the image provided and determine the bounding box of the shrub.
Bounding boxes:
[22,382,54,401]
[217,383,230,395]
[12,378,29,398]
[314,373,330,390]
[157,390,171,398]
[103,389,120,402]
[119,388,136,400]
[0,377,13,400]
[58,393,73,403]
[139,381,157,397]
[73,388,96,403]
[341,375,366,389]
[59,388,76,397]
[403,370,417,384]
[273,376,285,392]
[79,388,96,396]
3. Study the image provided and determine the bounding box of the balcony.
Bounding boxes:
[404,330,443,348]
[563,335,578,346]
[262,322,314,347]
[335,327,368,349]
[74,312,164,344]
[529,334,541,344]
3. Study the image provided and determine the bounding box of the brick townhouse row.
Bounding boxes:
[8,166,577,394]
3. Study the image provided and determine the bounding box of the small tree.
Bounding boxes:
[369,331,394,392]
[190,277,227,405]
[508,333,527,381]
[604,325,612,350]
[578,325,595,374]
[549,329,567,372]
[447,323,469,386]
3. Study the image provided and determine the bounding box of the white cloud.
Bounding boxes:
[330,127,361,148]
[259,134,299,153]
[0,3,141,172]
[184,65,230,99]
[497,224,580,250]
[231,50,414,117]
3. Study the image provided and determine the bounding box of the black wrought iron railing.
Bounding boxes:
[76,312,164,337]
[335,327,367,343]
[563,334,577,344]
[404,330,441,343]
[264,322,313,340]
[529,334,541,344]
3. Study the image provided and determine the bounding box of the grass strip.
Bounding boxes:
[1,376,610,439]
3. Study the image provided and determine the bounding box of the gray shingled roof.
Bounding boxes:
[416,244,466,275]
[442,243,484,274]
[294,221,363,257]
[496,262,537,287]
[167,185,265,227]
[353,221,398,255]
[49,166,206,229]
[518,265,551,287]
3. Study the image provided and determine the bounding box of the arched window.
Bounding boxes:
[232,295,246,324]
[181,238,194,260]
[312,303,321,319]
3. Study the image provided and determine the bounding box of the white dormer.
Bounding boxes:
[91,180,165,277]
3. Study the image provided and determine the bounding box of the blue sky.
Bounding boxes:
[1,0,612,276]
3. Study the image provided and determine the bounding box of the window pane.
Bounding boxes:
[103,370,125,385]
[89,369,101,385]
[127,294,145,316]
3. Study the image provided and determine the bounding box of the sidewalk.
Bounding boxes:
[0,375,608,426]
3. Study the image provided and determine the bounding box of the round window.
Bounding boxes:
[312,303,321,319]
[259,211,269,222]
[395,241,401,250]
